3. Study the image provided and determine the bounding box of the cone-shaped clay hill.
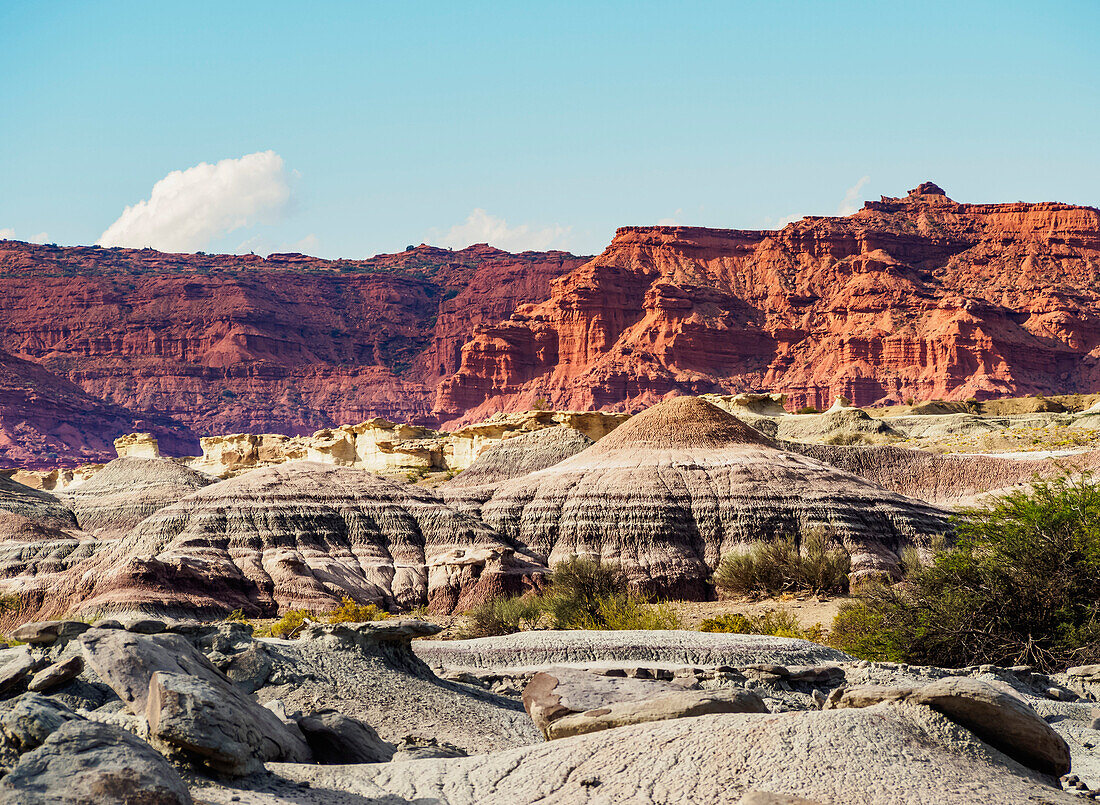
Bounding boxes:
[38,462,543,619]
[0,473,77,531]
[480,397,953,597]
[441,426,594,515]
[64,457,216,536]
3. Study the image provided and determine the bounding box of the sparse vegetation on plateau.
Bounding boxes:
[699,610,826,643]
[462,557,681,638]
[250,596,389,638]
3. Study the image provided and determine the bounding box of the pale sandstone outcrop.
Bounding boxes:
[480,397,951,596]
[113,432,162,458]
[444,410,629,470]
[7,465,103,493]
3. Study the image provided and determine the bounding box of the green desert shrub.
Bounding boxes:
[713,532,850,597]
[464,594,545,638]
[586,594,681,631]
[699,610,825,643]
[255,609,312,639]
[830,478,1100,671]
[462,557,681,637]
[542,556,630,628]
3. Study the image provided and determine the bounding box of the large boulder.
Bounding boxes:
[0,694,82,772]
[11,621,90,647]
[80,627,310,775]
[0,720,192,805]
[826,676,1071,776]
[523,667,767,739]
[27,655,84,693]
[0,647,40,696]
[146,670,309,776]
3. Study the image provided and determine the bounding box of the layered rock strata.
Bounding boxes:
[480,397,952,596]
[437,184,1100,423]
[29,462,543,619]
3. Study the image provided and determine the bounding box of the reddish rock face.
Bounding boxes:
[436,186,1100,423]
[4,183,1100,466]
[0,349,193,467]
[0,242,585,466]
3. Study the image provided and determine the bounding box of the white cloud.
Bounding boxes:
[433,209,571,252]
[97,150,290,253]
[657,208,684,226]
[837,175,871,215]
[0,228,49,243]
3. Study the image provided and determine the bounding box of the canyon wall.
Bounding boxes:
[0,243,585,466]
[3,182,1100,466]
[436,184,1100,423]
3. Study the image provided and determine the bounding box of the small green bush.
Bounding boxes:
[255,609,312,639]
[588,595,681,630]
[796,406,821,415]
[464,594,544,638]
[699,610,825,643]
[462,557,682,637]
[543,557,629,629]
[830,478,1100,671]
[713,532,849,597]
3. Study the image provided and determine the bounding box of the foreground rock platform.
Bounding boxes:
[257,707,1080,805]
[415,629,852,674]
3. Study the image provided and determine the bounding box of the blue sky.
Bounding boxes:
[1,1,1097,258]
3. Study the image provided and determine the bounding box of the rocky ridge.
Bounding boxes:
[437,184,1100,423]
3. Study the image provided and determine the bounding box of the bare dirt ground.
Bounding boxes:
[405,595,850,640]
[667,595,848,630]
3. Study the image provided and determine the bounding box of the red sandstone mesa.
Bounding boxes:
[2,183,1100,465]
[436,184,1100,424]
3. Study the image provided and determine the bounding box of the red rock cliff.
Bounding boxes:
[0,242,585,466]
[436,185,1100,423]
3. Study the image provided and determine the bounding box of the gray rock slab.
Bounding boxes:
[147,670,311,776]
[826,676,1071,776]
[415,630,851,674]
[0,719,192,805]
[27,655,83,693]
[0,647,39,695]
[266,707,1079,805]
